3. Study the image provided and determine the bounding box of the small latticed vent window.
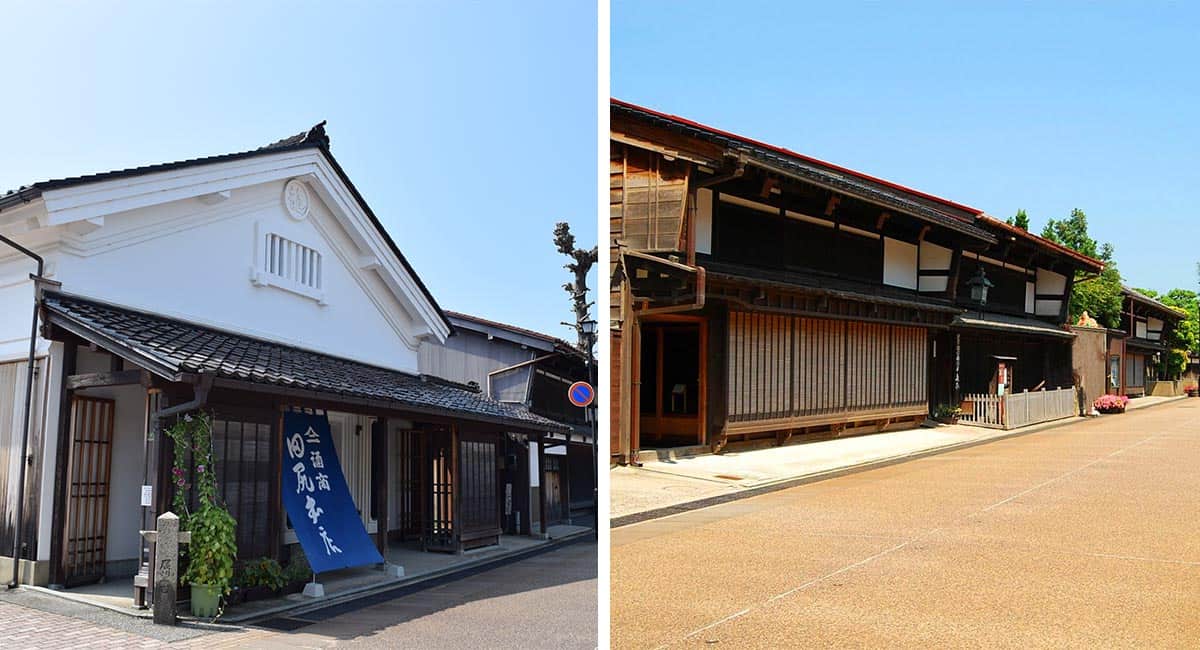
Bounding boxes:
[264,233,322,291]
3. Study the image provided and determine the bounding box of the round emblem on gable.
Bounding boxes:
[283,179,311,220]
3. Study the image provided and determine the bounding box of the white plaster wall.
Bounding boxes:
[0,253,53,362]
[1147,317,1164,341]
[1035,268,1067,317]
[917,240,951,293]
[883,238,918,290]
[73,349,147,567]
[49,179,421,373]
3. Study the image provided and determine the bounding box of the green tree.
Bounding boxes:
[1006,209,1030,231]
[1159,289,1199,355]
[1041,209,1123,328]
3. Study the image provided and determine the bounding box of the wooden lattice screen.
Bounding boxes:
[62,396,115,586]
[726,312,928,433]
[457,435,499,550]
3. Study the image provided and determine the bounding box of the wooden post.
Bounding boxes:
[142,512,190,626]
[48,341,77,588]
[538,433,548,537]
[373,418,389,558]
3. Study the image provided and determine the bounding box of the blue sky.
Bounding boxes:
[613,1,1198,293]
[0,1,597,339]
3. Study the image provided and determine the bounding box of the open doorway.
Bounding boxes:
[638,319,705,448]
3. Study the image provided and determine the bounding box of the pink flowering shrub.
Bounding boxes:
[1093,394,1129,413]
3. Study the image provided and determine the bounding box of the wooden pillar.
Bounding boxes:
[450,423,461,553]
[560,438,572,525]
[47,341,77,588]
[270,405,285,562]
[537,433,548,536]
[373,418,390,558]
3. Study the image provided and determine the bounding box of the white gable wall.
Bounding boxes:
[46,177,424,372]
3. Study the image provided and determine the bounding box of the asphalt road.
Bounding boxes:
[611,399,1200,649]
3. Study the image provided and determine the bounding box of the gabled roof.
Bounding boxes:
[1,123,452,335]
[612,99,997,244]
[445,310,581,356]
[977,215,1106,273]
[1121,285,1187,321]
[42,292,565,432]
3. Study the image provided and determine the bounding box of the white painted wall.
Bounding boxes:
[1035,268,1067,317]
[917,240,951,293]
[45,178,422,372]
[883,238,918,290]
[1147,317,1163,341]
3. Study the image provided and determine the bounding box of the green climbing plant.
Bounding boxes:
[163,413,237,596]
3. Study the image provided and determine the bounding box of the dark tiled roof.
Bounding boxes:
[951,313,1075,339]
[445,310,581,355]
[0,123,329,211]
[612,100,997,244]
[1,123,452,336]
[42,293,565,432]
[1121,285,1187,321]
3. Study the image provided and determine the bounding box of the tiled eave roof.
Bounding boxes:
[977,215,1106,273]
[41,292,566,433]
[612,99,997,245]
[1121,285,1187,321]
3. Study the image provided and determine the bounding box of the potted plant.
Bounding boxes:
[234,557,287,603]
[1093,394,1129,414]
[281,551,313,595]
[183,502,237,616]
[165,413,238,618]
[932,403,962,425]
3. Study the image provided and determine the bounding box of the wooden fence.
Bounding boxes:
[960,386,1078,430]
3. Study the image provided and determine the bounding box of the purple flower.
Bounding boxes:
[173,467,183,476]
[197,464,206,474]
[176,478,186,487]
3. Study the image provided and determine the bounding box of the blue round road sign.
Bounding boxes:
[568,381,595,407]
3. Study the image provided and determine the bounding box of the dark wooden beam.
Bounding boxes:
[65,370,150,390]
[47,341,77,588]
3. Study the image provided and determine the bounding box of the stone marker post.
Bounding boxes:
[140,512,191,626]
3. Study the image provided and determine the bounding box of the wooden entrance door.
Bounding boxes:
[394,429,425,541]
[62,396,116,586]
[543,454,564,525]
[458,432,499,550]
[638,318,706,447]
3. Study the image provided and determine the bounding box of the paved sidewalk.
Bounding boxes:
[611,395,1189,523]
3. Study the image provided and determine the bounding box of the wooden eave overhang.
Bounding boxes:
[702,261,962,328]
[977,215,1106,274]
[40,291,567,434]
[620,248,705,313]
[612,99,997,246]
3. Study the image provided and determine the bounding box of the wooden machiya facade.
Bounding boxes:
[1109,287,1185,397]
[23,292,568,593]
[609,100,1105,463]
[942,217,1105,409]
[612,100,988,462]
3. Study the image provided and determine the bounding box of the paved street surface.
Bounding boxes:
[612,399,1200,649]
[0,540,596,649]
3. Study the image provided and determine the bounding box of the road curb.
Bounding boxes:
[610,397,1188,528]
